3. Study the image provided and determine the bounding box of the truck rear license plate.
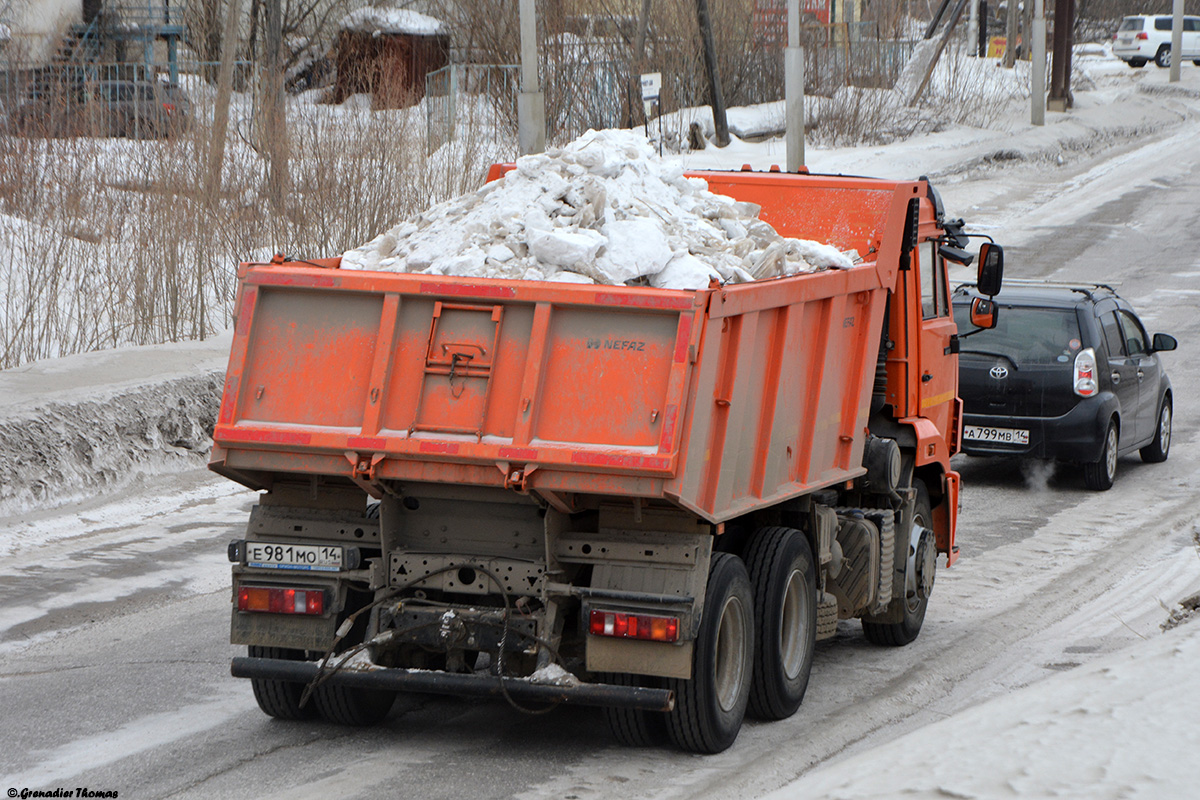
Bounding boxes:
[246,542,343,572]
[964,425,1029,445]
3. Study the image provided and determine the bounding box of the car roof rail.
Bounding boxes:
[955,278,1120,301]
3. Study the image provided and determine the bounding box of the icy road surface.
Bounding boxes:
[3,63,1200,800]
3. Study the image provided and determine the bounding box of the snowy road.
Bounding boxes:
[3,76,1200,800]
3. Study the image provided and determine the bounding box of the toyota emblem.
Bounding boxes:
[990,366,1009,379]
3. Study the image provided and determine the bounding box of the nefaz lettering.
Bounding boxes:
[586,338,646,352]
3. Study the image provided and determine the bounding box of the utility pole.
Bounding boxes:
[695,0,729,147]
[1047,0,1073,111]
[785,0,804,170]
[1031,0,1045,125]
[1170,0,1183,82]
[517,0,545,155]
[262,0,289,207]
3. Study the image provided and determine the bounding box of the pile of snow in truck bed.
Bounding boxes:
[340,130,856,290]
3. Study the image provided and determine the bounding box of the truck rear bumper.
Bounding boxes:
[231,656,675,712]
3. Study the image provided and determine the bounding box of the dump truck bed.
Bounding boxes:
[211,172,919,523]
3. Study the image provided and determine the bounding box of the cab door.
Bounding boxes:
[916,242,957,454]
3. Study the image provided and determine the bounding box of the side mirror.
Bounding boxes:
[970,297,999,329]
[1152,333,1177,352]
[977,243,1004,297]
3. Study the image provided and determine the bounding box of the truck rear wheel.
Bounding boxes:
[601,672,668,746]
[862,481,934,647]
[666,552,754,754]
[247,646,317,721]
[745,527,816,720]
[313,682,396,726]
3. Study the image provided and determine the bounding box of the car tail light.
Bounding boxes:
[588,610,679,642]
[237,585,325,615]
[1074,347,1098,397]
[1136,32,1148,39]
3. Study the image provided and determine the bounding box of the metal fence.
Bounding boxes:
[424,58,628,152]
[425,63,519,151]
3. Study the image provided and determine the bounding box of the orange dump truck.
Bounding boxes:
[213,166,1003,753]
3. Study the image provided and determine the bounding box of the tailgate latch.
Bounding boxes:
[346,451,386,496]
[504,467,527,492]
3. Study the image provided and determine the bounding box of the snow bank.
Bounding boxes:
[339,6,444,36]
[0,337,230,517]
[767,619,1200,800]
[341,129,854,291]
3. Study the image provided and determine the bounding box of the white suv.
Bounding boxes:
[1113,15,1200,68]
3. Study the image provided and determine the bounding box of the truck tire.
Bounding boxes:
[312,681,396,726]
[1140,399,1171,463]
[601,672,667,746]
[247,645,318,720]
[1083,421,1118,490]
[744,527,816,720]
[862,481,933,647]
[666,552,754,754]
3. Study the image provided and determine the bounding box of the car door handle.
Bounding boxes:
[1137,369,1145,382]
[1111,371,1120,385]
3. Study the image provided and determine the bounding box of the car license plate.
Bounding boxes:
[246,542,343,572]
[964,425,1030,445]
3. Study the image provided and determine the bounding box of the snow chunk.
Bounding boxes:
[341,129,855,290]
[527,663,581,688]
[339,6,444,36]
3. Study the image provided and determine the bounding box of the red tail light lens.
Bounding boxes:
[1136,32,1148,39]
[1074,347,1098,397]
[588,610,679,642]
[237,585,326,615]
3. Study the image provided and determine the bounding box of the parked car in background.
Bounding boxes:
[952,281,1176,490]
[1112,14,1200,68]
[10,79,192,139]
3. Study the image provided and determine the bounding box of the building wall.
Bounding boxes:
[5,0,80,62]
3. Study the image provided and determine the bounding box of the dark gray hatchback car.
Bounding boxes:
[11,80,192,139]
[952,281,1176,490]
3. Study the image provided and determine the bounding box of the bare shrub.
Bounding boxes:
[0,73,510,370]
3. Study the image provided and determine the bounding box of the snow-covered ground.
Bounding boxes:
[2,44,1199,797]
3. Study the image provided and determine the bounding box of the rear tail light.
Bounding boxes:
[237,585,326,615]
[1136,32,1148,39]
[589,610,679,642]
[1073,347,1098,397]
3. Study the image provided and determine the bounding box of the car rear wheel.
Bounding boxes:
[1140,399,1171,463]
[1084,421,1118,490]
[1155,45,1171,68]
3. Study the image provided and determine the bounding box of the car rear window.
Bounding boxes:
[1154,17,1172,30]
[955,305,1082,365]
[1118,18,1143,32]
